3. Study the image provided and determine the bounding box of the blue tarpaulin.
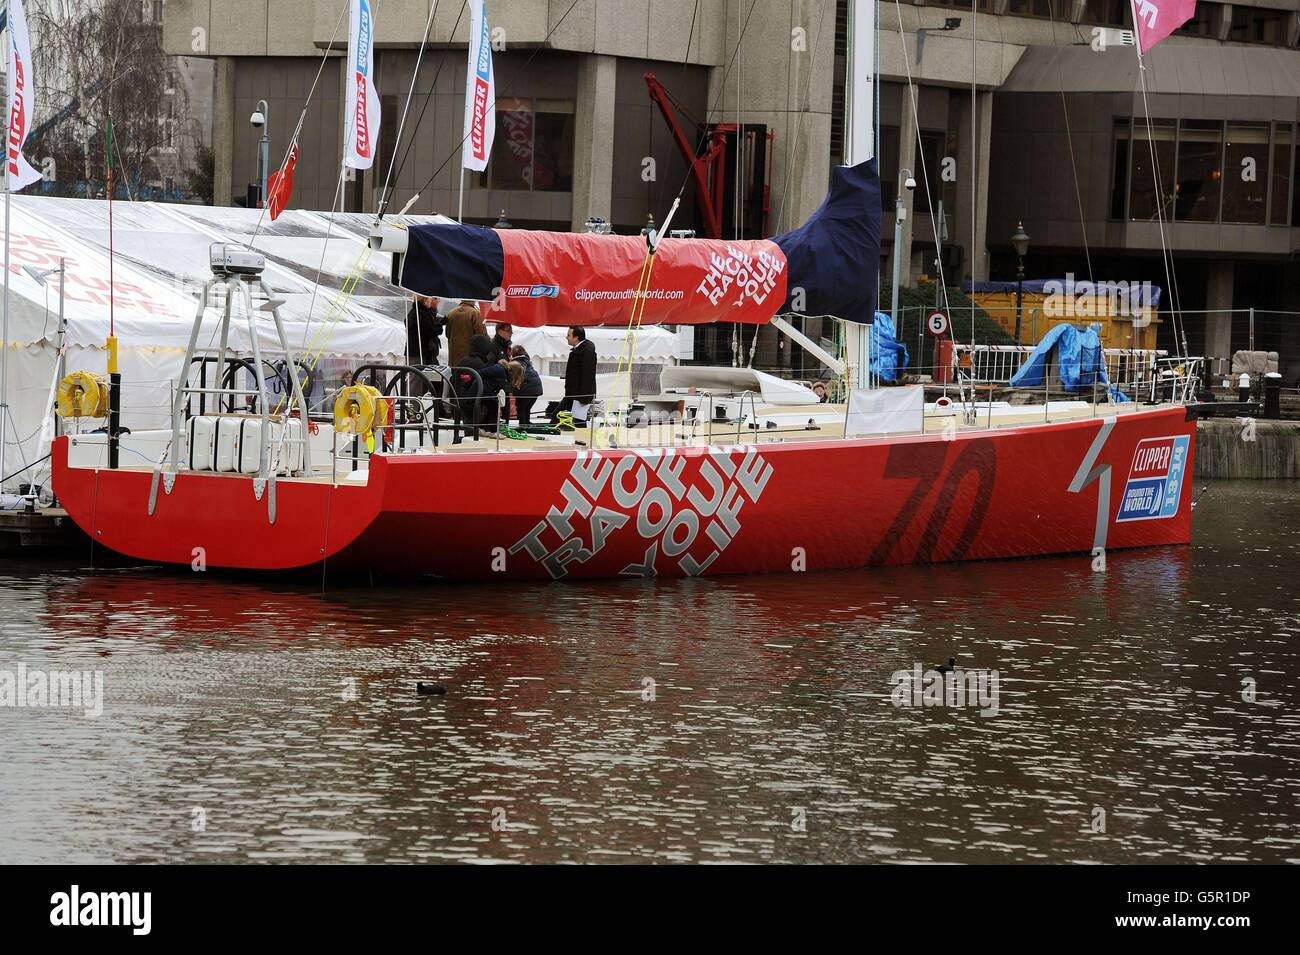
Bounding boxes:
[1009,323,1116,393]
[772,160,882,325]
[870,310,909,381]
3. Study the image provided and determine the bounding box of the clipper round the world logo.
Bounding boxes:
[1116,435,1190,522]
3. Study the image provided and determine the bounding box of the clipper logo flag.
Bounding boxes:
[462,0,496,172]
[1116,435,1189,522]
[5,0,43,191]
[1131,0,1198,52]
[344,0,380,169]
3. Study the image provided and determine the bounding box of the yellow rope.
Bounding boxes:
[301,246,374,372]
[606,246,659,443]
[273,244,373,416]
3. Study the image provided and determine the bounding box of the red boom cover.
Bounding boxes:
[496,230,788,327]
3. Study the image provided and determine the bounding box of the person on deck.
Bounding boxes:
[457,334,509,428]
[446,302,487,367]
[508,344,544,427]
[405,295,443,367]
[489,323,514,363]
[557,326,597,424]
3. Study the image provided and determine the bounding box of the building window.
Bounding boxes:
[1110,118,1129,220]
[879,124,900,213]
[377,94,398,182]
[1293,130,1300,227]
[1175,120,1223,223]
[1228,7,1287,46]
[476,97,575,192]
[1221,122,1270,224]
[1272,124,1292,227]
[1128,119,1176,221]
[1116,119,1296,226]
[913,130,945,216]
[1007,0,1070,19]
[1174,4,1217,38]
[1084,0,1129,28]
[928,0,993,11]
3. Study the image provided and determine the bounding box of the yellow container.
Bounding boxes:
[969,288,1161,351]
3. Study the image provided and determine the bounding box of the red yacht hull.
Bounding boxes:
[52,406,1196,581]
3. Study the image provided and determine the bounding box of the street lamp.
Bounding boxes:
[1011,221,1030,346]
[889,168,917,325]
[250,100,269,209]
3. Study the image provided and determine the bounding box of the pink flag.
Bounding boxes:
[1132,0,1198,52]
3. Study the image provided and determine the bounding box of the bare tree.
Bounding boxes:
[28,0,192,199]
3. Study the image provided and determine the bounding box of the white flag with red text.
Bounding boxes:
[1132,0,1198,53]
[6,0,43,191]
[462,0,496,173]
[344,0,381,169]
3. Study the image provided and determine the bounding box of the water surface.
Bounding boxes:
[1,481,1296,863]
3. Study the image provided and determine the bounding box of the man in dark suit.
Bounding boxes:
[558,326,597,423]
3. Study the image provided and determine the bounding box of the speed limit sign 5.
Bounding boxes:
[926,311,949,336]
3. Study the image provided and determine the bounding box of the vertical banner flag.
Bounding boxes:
[6,0,43,191]
[1131,0,1198,52]
[462,0,496,172]
[267,143,298,220]
[344,0,380,169]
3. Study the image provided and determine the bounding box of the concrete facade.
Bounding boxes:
[165,0,827,235]
[164,0,1300,367]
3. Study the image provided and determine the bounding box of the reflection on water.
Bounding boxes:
[1,481,1297,863]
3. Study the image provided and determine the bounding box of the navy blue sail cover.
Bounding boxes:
[771,159,882,325]
[399,220,505,301]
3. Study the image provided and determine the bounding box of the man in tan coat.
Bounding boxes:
[446,302,487,367]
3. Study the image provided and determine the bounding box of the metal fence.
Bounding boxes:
[953,344,1170,393]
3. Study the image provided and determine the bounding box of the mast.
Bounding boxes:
[841,0,875,391]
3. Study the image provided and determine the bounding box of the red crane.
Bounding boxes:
[643,72,732,240]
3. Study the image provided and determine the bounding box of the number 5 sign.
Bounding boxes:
[926,311,949,336]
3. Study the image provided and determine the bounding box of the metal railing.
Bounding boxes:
[952,344,1170,394]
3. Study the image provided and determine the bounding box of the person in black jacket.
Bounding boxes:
[507,344,545,426]
[406,295,443,366]
[457,334,509,428]
[489,323,514,363]
[558,326,597,423]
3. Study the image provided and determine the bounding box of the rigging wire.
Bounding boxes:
[666,0,760,212]
[405,0,592,207]
[889,2,952,320]
[970,1,977,348]
[773,0,832,240]
[376,0,442,218]
[1043,2,1095,286]
[1128,23,1187,360]
[249,0,350,249]
[654,0,702,215]
[380,0,470,216]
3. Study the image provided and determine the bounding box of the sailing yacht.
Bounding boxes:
[48,1,1204,581]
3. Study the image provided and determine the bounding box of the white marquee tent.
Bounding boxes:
[1,197,688,492]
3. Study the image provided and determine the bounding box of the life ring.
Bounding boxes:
[56,372,109,419]
[333,384,384,435]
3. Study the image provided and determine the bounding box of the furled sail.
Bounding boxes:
[390,159,879,328]
[771,159,881,326]
[397,226,787,327]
